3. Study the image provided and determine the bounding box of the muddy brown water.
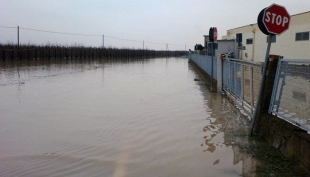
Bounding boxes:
[0,57,304,177]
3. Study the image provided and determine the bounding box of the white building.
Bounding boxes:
[222,11,310,62]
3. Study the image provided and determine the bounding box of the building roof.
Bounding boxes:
[291,10,310,17]
[216,39,235,42]
[226,10,310,31]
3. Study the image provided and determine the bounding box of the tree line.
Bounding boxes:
[0,44,187,60]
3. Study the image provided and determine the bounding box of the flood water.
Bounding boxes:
[0,57,285,176]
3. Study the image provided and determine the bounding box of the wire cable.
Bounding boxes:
[0,25,189,49]
[20,27,101,37]
[0,25,16,29]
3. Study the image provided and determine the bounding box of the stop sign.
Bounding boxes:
[258,4,290,35]
[213,27,218,42]
[209,27,217,42]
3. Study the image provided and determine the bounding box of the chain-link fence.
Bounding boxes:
[223,58,262,115]
[269,59,310,132]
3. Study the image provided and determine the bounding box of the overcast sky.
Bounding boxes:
[1,0,309,50]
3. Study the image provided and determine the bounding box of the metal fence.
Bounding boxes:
[188,53,217,79]
[269,59,310,132]
[223,58,262,116]
[189,53,310,131]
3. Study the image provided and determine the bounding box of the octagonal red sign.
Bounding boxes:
[262,4,290,35]
[213,27,218,42]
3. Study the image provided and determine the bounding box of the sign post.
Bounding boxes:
[250,4,290,135]
[209,27,217,92]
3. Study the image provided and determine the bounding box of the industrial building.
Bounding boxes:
[220,11,310,62]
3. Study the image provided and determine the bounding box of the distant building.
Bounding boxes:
[221,11,310,62]
[203,35,209,49]
[203,35,237,57]
[214,39,237,57]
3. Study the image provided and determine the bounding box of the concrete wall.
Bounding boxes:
[188,57,218,92]
[254,113,310,173]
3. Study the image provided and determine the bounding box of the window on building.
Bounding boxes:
[266,35,276,43]
[236,33,242,43]
[295,32,309,41]
[246,38,253,44]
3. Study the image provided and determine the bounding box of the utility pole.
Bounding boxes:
[143,41,144,50]
[211,41,214,91]
[102,35,104,48]
[17,26,20,59]
[17,26,19,48]
[185,45,186,51]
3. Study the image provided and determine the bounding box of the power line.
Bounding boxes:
[144,41,164,45]
[1,25,142,42]
[0,25,16,29]
[20,27,101,37]
[21,28,143,43]
[0,25,189,49]
[104,35,142,43]
[169,43,185,46]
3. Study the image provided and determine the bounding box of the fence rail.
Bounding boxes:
[269,59,310,131]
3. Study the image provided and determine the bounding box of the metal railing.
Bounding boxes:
[269,59,310,132]
[188,53,217,79]
[223,58,262,116]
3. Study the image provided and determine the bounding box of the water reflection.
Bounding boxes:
[192,69,261,176]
